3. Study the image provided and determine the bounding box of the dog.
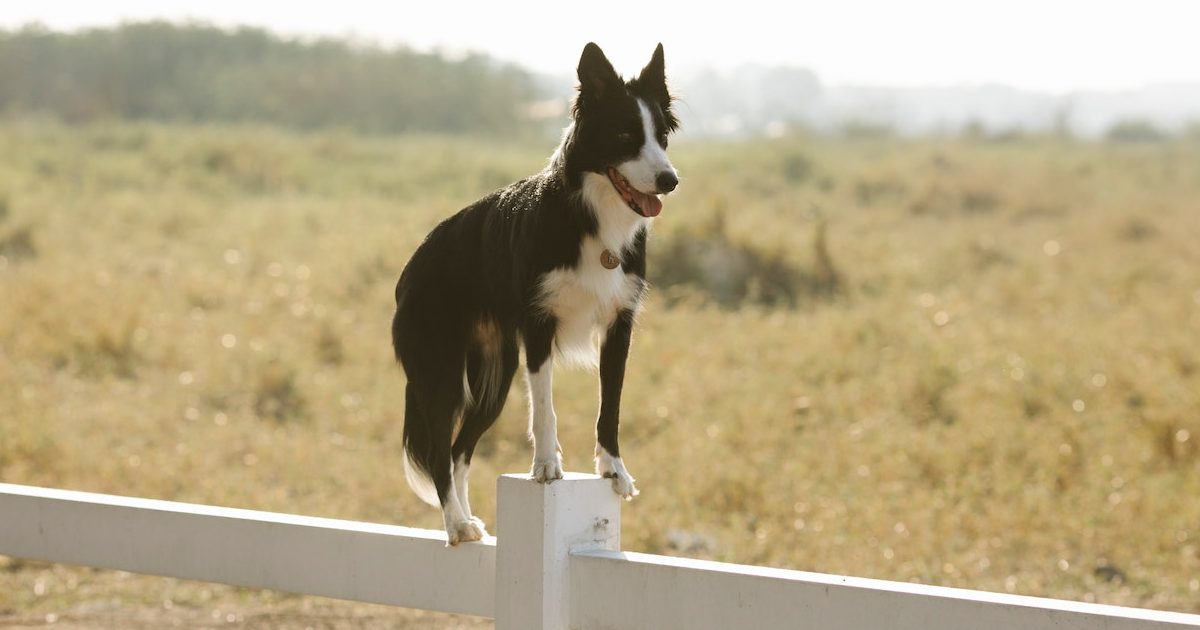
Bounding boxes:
[391,42,679,545]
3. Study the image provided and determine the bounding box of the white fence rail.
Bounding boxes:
[2,475,1199,629]
[0,481,495,616]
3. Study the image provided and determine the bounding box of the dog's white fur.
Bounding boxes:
[528,101,674,493]
[618,99,677,194]
[527,357,564,481]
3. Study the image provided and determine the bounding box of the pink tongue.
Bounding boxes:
[635,191,663,217]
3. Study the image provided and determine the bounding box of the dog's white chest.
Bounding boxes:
[536,237,643,365]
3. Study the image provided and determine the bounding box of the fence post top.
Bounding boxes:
[498,472,605,483]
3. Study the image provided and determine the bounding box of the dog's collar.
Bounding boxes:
[600,249,621,270]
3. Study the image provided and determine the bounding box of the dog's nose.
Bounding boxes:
[656,171,679,193]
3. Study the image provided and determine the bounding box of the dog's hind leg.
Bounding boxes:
[451,329,519,530]
[403,358,485,546]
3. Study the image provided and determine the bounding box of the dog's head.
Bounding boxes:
[569,42,679,218]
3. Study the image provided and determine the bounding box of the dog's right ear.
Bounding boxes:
[577,42,622,102]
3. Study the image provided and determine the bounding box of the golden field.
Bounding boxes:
[1,120,1198,627]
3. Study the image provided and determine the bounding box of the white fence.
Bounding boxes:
[2,474,1199,629]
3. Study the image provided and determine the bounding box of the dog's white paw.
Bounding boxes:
[605,469,638,500]
[446,519,487,546]
[596,450,639,500]
[531,454,564,483]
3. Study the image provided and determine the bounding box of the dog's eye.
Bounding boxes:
[616,132,635,144]
[658,132,669,148]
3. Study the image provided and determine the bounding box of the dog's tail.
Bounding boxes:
[396,301,510,509]
[402,384,442,507]
[402,342,509,508]
[395,301,443,508]
[402,357,506,507]
[403,451,441,507]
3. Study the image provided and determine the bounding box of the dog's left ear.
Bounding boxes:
[637,43,678,131]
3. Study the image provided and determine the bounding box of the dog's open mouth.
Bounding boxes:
[607,167,662,218]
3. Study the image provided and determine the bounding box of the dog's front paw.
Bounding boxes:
[446,519,487,546]
[604,469,638,500]
[595,450,639,500]
[530,454,564,483]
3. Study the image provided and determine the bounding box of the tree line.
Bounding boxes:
[0,22,540,134]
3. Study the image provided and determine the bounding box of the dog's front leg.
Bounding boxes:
[525,319,563,482]
[596,309,638,499]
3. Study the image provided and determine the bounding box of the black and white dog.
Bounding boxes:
[391,43,679,545]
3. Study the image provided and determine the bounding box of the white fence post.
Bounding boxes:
[494,472,620,630]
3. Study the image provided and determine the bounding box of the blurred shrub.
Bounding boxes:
[254,361,308,422]
[315,324,345,366]
[838,120,896,140]
[75,317,141,379]
[910,180,1002,216]
[1105,119,1168,143]
[854,177,907,206]
[0,224,37,262]
[1117,217,1160,242]
[779,151,814,184]
[652,210,840,308]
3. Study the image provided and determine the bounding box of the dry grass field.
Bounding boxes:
[1,120,1198,626]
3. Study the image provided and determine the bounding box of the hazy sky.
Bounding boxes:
[4,0,1199,92]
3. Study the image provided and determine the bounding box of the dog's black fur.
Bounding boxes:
[391,42,678,542]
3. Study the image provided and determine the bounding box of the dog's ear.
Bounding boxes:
[637,43,667,97]
[637,43,678,131]
[577,42,622,102]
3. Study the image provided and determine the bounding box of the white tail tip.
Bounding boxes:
[403,450,441,507]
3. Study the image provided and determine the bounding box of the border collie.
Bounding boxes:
[391,42,679,545]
